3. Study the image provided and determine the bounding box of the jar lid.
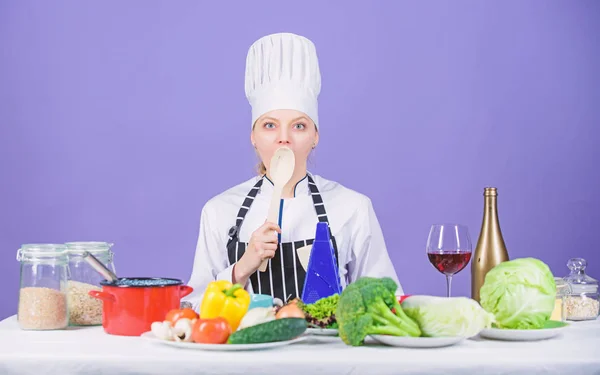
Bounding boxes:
[563,258,598,294]
[64,241,114,254]
[16,243,68,261]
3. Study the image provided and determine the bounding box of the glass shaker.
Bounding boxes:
[562,258,599,321]
[64,241,116,326]
[16,244,69,330]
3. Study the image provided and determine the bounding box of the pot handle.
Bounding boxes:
[89,290,116,303]
[178,285,193,299]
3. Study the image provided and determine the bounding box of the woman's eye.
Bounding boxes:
[294,123,306,130]
[264,122,275,129]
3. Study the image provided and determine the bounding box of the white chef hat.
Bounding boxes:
[245,32,322,129]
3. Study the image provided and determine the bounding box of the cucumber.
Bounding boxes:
[227,318,307,344]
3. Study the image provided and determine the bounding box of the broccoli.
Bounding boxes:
[336,277,422,346]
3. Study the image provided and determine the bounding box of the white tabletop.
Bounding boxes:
[0,315,599,375]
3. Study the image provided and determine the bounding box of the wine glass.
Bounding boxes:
[426,224,472,297]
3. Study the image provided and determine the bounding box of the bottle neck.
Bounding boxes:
[484,195,497,211]
[483,195,500,226]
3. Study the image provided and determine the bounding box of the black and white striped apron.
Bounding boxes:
[226,174,340,302]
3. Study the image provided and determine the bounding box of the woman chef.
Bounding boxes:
[183,33,402,311]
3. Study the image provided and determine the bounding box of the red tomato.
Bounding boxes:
[165,308,199,325]
[192,317,231,344]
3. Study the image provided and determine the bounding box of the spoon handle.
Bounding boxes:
[266,185,283,225]
[82,251,118,282]
[260,185,284,272]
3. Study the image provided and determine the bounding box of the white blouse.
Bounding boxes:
[183,173,402,311]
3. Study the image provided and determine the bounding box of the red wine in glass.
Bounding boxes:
[427,251,472,276]
[426,224,472,297]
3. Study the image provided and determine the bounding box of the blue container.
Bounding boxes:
[301,222,342,304]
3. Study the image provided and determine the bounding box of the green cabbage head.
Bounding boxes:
[401,296,495,338]
[480,257,556,329]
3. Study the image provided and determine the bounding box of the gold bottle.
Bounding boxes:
[471,187,510,302]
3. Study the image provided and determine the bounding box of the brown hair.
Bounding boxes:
[257,161,267,175]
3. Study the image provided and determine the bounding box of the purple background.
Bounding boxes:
[1,1,599,321]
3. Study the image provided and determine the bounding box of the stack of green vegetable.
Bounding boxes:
[334,257,557,347]
[335,277,494,346]
[335,277,421,346]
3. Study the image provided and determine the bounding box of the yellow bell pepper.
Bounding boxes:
[199,280,250,331]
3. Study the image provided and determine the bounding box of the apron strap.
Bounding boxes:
[226,177,264,243]
[306,175,340,263]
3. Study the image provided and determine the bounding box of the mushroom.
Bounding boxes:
[151,321,174,341]
[172,318,194,342]
[237,307,276,330]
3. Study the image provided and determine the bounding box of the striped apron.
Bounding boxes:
[226,174,340,302]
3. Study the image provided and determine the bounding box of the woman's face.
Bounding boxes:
[251,109,319,173]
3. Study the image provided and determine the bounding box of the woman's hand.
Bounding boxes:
[233,221,281,285]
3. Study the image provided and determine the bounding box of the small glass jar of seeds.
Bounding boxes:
[562,258,599,321]
[16,244,69,330]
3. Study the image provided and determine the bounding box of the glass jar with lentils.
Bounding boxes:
[64,241,116,326]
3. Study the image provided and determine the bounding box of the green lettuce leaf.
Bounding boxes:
[401,295,495,338]
[479,257,556,329]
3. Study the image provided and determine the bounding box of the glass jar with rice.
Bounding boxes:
[65,241,116,326]
[562,258,599,321]
[16,244,69,330]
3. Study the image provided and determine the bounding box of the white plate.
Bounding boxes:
[479,321,568,341]
[370,335,466,348]
[140,331,308,351]
[307,328,339,336]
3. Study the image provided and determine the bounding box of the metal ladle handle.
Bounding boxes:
[82,251,118,282]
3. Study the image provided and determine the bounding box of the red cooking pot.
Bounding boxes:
[89,277,193,336]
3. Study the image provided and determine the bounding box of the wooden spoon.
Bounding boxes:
[259,146,295,272]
